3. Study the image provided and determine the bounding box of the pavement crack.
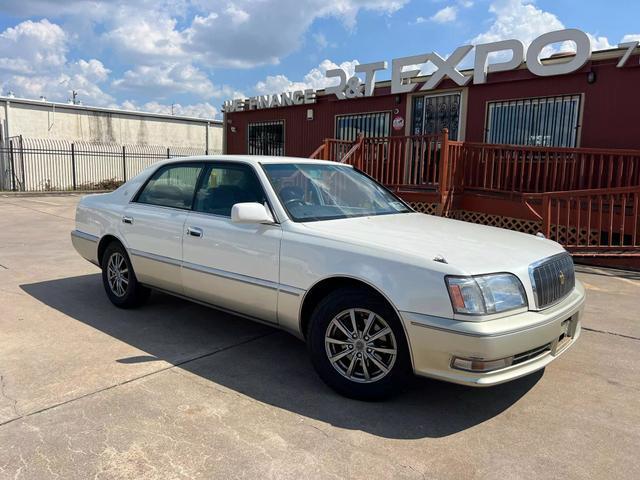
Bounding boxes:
[2,201,74,221]
[582,327,640,341]
[0,331,276,429]
[0,374,20,417]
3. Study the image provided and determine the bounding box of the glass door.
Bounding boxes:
[411,93,461,140]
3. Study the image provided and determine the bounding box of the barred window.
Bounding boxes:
[248,120,285,156]
[485,95,581,147]
[335,112,390,141]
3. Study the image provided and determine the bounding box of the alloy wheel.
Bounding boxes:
[324,308,397,383]
[107,252,129,297]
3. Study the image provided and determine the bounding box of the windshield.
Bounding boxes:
[262,163,412,222]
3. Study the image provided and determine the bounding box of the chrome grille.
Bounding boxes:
[530,253,575,309]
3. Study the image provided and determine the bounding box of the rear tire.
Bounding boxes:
[101,242,150,308]
[307,287,411,400]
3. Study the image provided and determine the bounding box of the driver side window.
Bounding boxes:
[193,163,267,217]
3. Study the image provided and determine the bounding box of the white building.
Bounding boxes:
[0,96,223,152]
[0,96,224,191]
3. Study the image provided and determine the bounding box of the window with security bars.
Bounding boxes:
[335,112,390,141]
[248,121,285,156]
[485,95,581,147]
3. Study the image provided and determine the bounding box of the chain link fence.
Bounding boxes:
[0,136,212,192]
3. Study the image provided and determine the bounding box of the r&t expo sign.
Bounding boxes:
[223,29,639,113]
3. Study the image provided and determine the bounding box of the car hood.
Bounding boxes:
[299,212,565,275]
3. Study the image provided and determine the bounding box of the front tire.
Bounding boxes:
[101,242,150,308]
[307,288,411,400]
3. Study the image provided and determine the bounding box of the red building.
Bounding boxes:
[224,43,640,267]
[224,48,639,156]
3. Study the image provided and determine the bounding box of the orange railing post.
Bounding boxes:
[437,128,450,216]
[542,194,552,238]
[340,133,365,166]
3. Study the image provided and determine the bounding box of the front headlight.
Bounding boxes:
[445,273,527,315]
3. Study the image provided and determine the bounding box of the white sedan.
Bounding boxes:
[72,156,585,399]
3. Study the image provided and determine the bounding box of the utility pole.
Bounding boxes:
[70,90,79,105]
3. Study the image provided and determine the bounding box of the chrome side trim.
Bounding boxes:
[71,230,99,243]
[183,261,279,291]
[129,249,181,267]
[278,284,305,297]
[130,249,306,296]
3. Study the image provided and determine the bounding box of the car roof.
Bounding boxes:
[159,155,350,167]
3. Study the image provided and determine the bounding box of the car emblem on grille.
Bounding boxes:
[559,270,566,286]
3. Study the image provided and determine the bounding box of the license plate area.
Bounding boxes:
[555,317,575,352]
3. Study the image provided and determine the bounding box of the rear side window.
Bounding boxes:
[193,163,267,217]
[135,164,202,209]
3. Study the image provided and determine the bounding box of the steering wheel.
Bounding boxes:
[285,198,307,208]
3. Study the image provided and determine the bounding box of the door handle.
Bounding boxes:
[122,216,133,224]
[187,226,203,238]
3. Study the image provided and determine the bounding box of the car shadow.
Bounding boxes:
[21,274,542,439]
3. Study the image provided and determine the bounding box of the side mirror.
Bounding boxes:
[231,202,275,225]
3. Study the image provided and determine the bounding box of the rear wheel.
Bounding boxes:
[101,242,150,308]
[307,288,411,400]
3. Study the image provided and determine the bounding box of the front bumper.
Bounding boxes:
[400,281,585,386]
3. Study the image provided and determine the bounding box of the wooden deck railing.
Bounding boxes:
[309,132,640,256]
[525,186,640,255]
[309,138,355,161]
[458,143,640,194]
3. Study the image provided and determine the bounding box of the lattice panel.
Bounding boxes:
[453,210,541,235]
[549,225,600,246]
[409,202,439,215]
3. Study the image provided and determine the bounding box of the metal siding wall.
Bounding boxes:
[227,55,640,154]
[466,56,640,149]
[226,86,404,157]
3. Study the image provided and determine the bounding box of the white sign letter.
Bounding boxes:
[303,89,316,104]
[617,41,639,67]
[391,54,428,94]
[526,28,591,77]
[421,45,473,90]
[474,39,525,84]
[355,61,387,96]
[325,69,347,99]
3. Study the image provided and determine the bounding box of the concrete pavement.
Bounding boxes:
[0,194,638,479]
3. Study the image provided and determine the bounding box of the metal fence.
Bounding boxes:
[0,137,210,192]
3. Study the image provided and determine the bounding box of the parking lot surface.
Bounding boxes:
[0,194,638,479]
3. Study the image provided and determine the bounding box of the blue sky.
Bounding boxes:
[0,0,637,118]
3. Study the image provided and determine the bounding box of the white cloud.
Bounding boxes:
[102,12,186,61]
[413,16,426,24]
[0,0,410,113]
[431,6,457,24]
[0,19,113,105]
[224,3,250,26]
[122,100,219,119]
[112,62,242,100]
[313,32,329,49]
[254,59,360,95]
[459,0,473,7]
[621,34,640,43]
[185,0,408,68]
[0,19,67,74]
[586,34,613,51]
[471,0,614,60]
[621,34,640,42]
